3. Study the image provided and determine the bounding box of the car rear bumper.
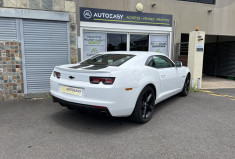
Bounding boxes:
[50,76,140,117]
[52,96,112,116]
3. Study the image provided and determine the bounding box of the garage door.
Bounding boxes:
[22,20,70,93]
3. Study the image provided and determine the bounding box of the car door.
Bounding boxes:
[152,55,180,94]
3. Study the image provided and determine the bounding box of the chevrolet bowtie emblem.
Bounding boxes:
[69,76,75,79]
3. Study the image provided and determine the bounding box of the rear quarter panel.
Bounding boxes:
[110,66,161,104]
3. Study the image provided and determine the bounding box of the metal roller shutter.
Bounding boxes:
[22,20,70,93]
[0,18,17,40]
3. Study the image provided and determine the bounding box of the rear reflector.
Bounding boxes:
[90,77,115,85]
[92,105,107,109]
[53,71,61,79]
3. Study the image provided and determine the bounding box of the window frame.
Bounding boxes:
[80,25,173,61]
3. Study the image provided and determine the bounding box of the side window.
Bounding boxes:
[145,56,156,68]
[152,56,175,68]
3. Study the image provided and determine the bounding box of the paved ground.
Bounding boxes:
[202,76,235,89]
[0,90,235,159]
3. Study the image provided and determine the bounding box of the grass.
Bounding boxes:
[189,87,200,93]
[45,93,52,99]
[189,83,200,93]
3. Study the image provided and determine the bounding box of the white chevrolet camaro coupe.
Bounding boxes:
[50,51,190,123]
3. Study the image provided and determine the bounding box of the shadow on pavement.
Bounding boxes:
[51,94,180,134]
[51,108,140,134]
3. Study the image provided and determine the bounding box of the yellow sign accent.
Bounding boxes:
[93,19,170,26]
[61,86,82,96]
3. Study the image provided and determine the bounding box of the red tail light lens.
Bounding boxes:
[90,77,115,85]
[53,71,61,79]
[90,77,100,84]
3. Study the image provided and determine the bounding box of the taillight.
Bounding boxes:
[90,77,115,85]
[53,71,61,79]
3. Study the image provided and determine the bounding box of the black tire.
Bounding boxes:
[67,106,76,110]
[180,74,190,96]
[130,85,155,123]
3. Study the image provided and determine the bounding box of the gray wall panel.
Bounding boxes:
[0,18,17,41]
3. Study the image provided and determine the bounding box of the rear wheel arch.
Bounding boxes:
[146,83,157,99]
[187,72,191,85]
[180,73,191,96]
[187,72,191,79]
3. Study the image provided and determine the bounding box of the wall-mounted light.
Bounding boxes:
[136,3,144,12]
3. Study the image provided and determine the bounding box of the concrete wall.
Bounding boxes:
[76,0,235,59]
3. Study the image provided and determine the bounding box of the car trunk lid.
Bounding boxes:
[55,64,118,82]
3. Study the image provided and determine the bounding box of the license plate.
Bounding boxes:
[61,86,82,96]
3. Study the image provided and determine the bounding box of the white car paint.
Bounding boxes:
[50,51,190,117]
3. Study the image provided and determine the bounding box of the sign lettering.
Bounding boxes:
[80,7,172,27]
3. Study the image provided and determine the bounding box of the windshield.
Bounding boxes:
[80,54,135,66]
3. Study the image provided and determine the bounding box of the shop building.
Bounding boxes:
[78,7,173,60]
[77,0,235,78]
[1,0,235,100]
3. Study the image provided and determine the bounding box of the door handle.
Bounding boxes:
[161,74,166,78]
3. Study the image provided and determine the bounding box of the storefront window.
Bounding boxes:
[83,32,106,60]
[107,33,127,51]
[130,34,149,51]
[149,35,168,55]
[83,32,170,60]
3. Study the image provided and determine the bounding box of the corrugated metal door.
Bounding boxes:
[0,18,17,40]
[22,19,70,93]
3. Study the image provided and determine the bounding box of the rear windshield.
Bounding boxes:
[80,54,135,66]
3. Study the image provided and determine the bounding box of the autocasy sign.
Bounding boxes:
[80,7,172,27]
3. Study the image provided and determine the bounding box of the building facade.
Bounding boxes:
[76,0,235,78]
[1,0,235,100]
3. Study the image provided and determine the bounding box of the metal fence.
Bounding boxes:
[176,42,188,56]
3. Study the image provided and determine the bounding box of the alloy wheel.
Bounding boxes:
[141,90,154,119]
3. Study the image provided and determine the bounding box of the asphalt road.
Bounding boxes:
[0,90,235,159]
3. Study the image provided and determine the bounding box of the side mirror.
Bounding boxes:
[175,61,182,67]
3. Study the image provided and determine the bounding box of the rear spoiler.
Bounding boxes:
[55,66,111,73]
